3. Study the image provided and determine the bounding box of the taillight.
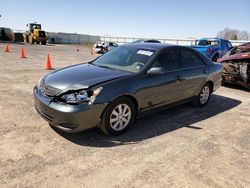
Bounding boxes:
[207,47,211,55]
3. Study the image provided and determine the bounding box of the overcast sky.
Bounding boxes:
[0,0,249,39]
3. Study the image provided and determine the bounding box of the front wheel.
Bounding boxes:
[28,35,34,44]
[193,83,212,107]
[99,97,136,136]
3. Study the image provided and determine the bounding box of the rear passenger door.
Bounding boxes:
[178,48,208,99]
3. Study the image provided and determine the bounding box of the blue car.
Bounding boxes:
[191,38,233,62]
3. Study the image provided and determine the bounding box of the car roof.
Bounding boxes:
[133,39,161,43]
[123,42,173,50]
[197,38,221,41]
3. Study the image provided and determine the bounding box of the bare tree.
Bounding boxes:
[217,28,230,39]
[217,28,249,40]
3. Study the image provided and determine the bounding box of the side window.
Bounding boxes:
[152,49,179,71]
[221,40,227,50]
[227,41,233,49]
[179,49,205,68]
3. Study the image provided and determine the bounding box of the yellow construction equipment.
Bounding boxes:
[23,23,48,45]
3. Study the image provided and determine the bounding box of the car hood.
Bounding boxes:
[218,52,250,63]
[44,63,131,91]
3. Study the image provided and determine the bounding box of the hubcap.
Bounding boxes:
[200,86,210,104]
[110,104,131,131]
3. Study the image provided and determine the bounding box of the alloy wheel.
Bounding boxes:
[110,104,131,131]
[200,86,210,104]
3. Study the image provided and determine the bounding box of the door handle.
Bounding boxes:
[203,70,208,74]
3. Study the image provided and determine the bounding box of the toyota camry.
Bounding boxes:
[34,43,222,136]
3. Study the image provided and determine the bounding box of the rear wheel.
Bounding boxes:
[41,41,47,45]
[99,97,136,136]
[193,83,212,107]
[212,54,219,62]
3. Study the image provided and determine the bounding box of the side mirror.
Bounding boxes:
[147,67,164,75]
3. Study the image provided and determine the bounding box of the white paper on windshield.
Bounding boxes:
[137,50,153,56]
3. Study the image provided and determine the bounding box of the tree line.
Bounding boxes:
[217,28,250,40]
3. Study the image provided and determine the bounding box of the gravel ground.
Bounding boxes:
[0,43,249,188]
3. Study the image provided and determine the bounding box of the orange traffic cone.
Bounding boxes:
[90,48,93,55]
[3,43,10,52]
[20,47,26,58]
[76,46,79,52]
[44,54,53,70]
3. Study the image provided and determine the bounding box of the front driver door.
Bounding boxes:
[139,48,183,111]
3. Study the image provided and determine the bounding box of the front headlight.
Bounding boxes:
[38,76,44,88]
[61,87,103,105]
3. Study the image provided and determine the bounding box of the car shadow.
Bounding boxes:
[51,94,241,147]
[222,83,250,92]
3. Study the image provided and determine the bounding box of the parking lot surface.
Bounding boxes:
[0,43,249,187]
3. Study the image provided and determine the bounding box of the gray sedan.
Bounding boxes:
[34,43,222,136]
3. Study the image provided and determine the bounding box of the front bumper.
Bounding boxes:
[34,36,48,42]
[33,86,107,133]
[213,77,222,91]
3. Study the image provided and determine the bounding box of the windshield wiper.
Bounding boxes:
[97,65,112,69]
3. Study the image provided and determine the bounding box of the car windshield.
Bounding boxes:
[196,40,218,46]
[93,46,155,73]
[31,24,41,29]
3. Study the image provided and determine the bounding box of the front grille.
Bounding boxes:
[40,82,61,97]
[39,31,46,37]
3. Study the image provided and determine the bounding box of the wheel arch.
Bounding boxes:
[212,52,219,61]
[194,80,214,97]
[98,94,138,134]
[122,95,139,115]
[111,94,139,115]
[206,80,214,93]
[98,94,139,125]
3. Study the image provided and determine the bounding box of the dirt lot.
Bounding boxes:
[0,43,249,188]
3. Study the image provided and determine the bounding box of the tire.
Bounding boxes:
[28,35,34,44]
[99,97,136,136]
[36,41,40,44]
[23,34,28,43]
[212,54,219,62]
[41,41,46,45]
[192,83,212,107]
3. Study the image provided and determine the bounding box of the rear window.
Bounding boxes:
[180,49,205,68]
[196,40,218,46]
